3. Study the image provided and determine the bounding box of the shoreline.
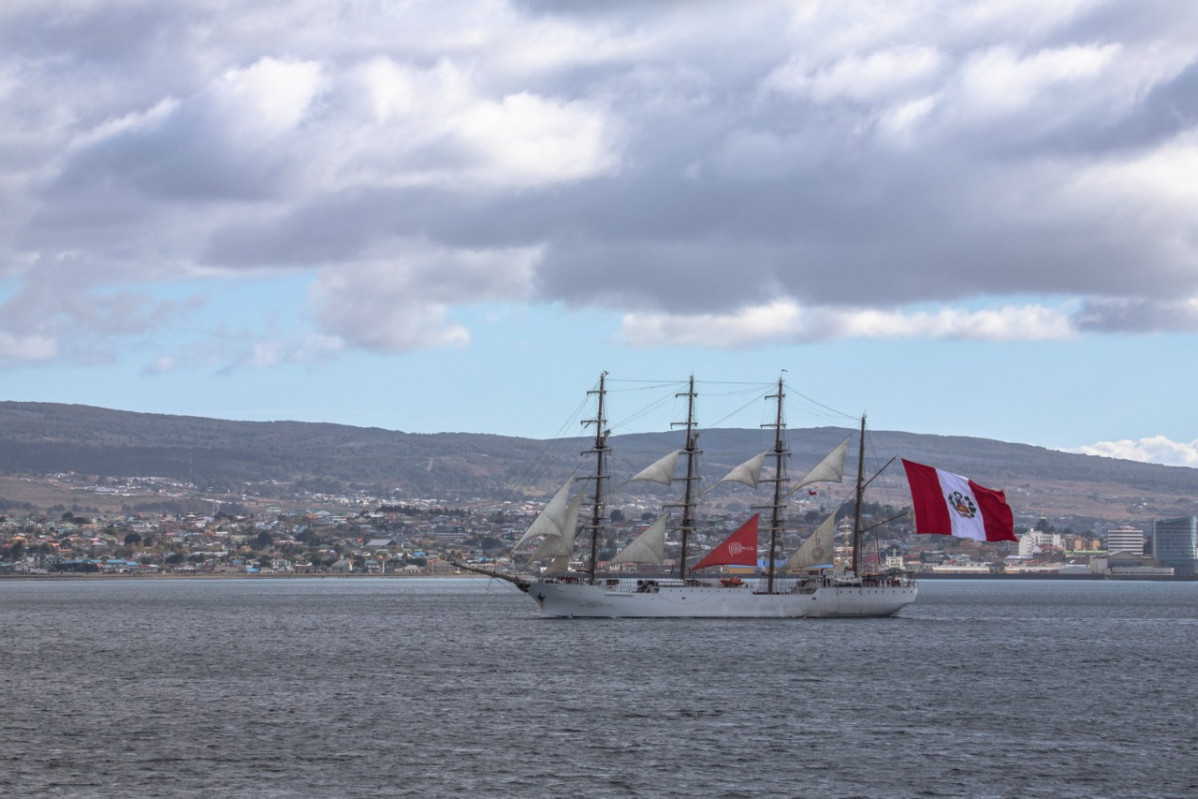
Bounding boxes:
[3,570,1195,582]
[0,571,493,580]
[915,571,1197,581]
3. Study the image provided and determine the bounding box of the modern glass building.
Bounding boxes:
[1152,516,1198,575]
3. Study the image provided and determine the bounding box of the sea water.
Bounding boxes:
[1,577,1195,799]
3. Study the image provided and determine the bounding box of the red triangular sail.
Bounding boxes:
[691,514,760,571]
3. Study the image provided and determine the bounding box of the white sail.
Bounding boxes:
[530,532,564,561]
[562,489,584,543]
[512,478,573,550]
[631,450,683,486]
[610,513,668,565]
[717,452,767,488]
[783,512,837,572]
[543,554,573,574]
[529,491,584,561]
[791,437,849,491]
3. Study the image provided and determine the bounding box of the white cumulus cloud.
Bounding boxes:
[0,332,57,364]
[3,0,1198,369]
[621,301,1076,348]
[1074,436,1198,468]
[311,241,542,353]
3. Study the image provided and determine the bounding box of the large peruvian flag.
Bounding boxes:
[692,514,760,571]
[901,459,1016,542]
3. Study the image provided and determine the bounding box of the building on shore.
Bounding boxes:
[1106,525,1144,556]
[1089,553,1174,577]
[1152,516,1198,575]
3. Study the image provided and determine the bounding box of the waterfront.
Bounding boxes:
[2,578,1196,798]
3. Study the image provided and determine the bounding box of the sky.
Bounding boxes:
[2,0,1198,467]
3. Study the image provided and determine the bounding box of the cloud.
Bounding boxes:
[139,328,345,376]
[620,300,1075,348]
[311,240,542,352]
[141,354,179,376]
[1074,297,1198,333]
[3,0,1198,367]
[333,57,623,192]
[762,45,946,105]
[0,260,204,365]
[0,332,57,364]
[953,43,1121,123]
[213,57,324,143]
[218,333,345,373]
[1074,436,1198,468]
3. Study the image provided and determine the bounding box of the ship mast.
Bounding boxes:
[850,414,866,577]
[582,372,611,584]
[673,376,700,580]
[763,377,789,594]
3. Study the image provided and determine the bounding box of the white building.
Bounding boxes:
[1106,525,1144,556]
[1019,530,1061,557]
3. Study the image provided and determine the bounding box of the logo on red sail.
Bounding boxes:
[692,514,760,572]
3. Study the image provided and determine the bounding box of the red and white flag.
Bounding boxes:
[692,514,759,571]
[901,459,1016,542]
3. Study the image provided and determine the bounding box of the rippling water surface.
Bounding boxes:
[2,577,1196,799]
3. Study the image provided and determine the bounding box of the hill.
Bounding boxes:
[1,401,1196,528]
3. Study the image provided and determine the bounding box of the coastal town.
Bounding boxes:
[1,472,1189,579]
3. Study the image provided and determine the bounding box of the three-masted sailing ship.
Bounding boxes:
[498,374,917,618]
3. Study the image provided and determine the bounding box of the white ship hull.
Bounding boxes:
[526,576,917,619]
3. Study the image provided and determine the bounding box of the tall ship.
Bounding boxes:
[476,375,917,619]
